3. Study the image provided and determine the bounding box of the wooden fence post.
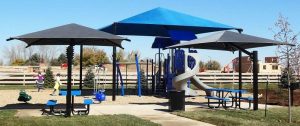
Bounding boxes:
[23,71,25,86]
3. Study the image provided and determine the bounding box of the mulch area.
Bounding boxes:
[258,89,300,106]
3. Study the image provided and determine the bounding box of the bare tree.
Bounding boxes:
[271,14,299,70]
[37,45,62,64]
[0,59,3,66]
[116,49,127,62]
[4,43,63,65]
[4,43,24,64]
[270,14,299,123]
[126,50,141,62]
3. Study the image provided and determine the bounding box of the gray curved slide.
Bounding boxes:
[172,69,212,96]
[190,75,212,95]
[172,52,212,96]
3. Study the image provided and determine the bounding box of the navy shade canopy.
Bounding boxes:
[7,23,129,48]
[168,31,293,51]
[7,23,129,117]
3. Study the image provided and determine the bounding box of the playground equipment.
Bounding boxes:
[18,90,32,103]
[94,65,106,102]
[117,62,125,96]
[135,54,142,97]
[153,52,165,94]
[172,49,212,96]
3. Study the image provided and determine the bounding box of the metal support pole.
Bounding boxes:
[79,45,83,90]
[151,59,155,94]
[66,44,74,117]
[135,54,141,97]
[116,63,119,95]
[287,51,292,123]
[239,50,242,106]
[158,48,161,88]
[253,51,258,110]
[146,59,149,94]
[112,46,116,101]
[126,64,128,89]
[265,76,269,117]
[112,22,117,101]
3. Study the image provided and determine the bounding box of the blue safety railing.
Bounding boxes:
[116,62,125,96]
[135,54,141,97]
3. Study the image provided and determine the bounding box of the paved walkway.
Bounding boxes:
[90,104,214,126]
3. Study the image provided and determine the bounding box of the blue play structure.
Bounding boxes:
[135,54,142,97]
[165,48,198,92]
[94,65,106,102]
[150,30,198,94]
[95,91,106,101]
[117,62,125,96]
[165,54,174,91]
[118,54,141,97]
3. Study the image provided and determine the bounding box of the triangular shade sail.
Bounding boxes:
[101,7,241,37]
[151,37,179,49]
[168,31,293,51]
[7,23,129,48]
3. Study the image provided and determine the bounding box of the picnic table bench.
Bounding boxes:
[205,88,253,109]
[205,96,230,108]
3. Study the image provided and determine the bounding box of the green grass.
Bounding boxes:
[173,107,300,126]
[0,110,160,126]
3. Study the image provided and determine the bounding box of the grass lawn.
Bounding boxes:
[0,110,160,126]
[209,83,279,90]
[173,107,300,126]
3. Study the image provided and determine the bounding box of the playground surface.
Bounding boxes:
[0,89,281,126]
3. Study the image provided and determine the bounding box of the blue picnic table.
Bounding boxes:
[206,88,251,109]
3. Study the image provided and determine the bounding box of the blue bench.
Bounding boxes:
[74,99,93,115]
[229,96,253,109]
[42,100,57,115]
[240,97,253,109]
[205,96,230,108]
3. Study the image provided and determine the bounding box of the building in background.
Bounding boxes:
[227,56,281,73]
[259,57,281,73]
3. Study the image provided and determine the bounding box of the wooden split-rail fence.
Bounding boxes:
[0,72,281,86]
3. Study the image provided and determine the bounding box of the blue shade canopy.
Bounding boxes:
[168,30,197,41]
[152,37,180,49]
[101,7,242,37]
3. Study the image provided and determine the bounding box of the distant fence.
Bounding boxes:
[0,72,281,86]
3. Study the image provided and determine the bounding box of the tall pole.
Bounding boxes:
[287,49,292,123]
[79,45,83,90]
[112,22,117,101]
[146,59,149,94]
[158,48,161,90]
[239,50,242,107]
[135,54,141,97]
[126,64,128,89]
[66,44,74,117]
[253,51,258,110]
[151,59,154,94]
[265,76,269,117]
[112,46,116,101]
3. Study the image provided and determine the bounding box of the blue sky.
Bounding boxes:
[1,0,299,66]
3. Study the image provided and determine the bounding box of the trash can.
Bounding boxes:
[168,90,185,111]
